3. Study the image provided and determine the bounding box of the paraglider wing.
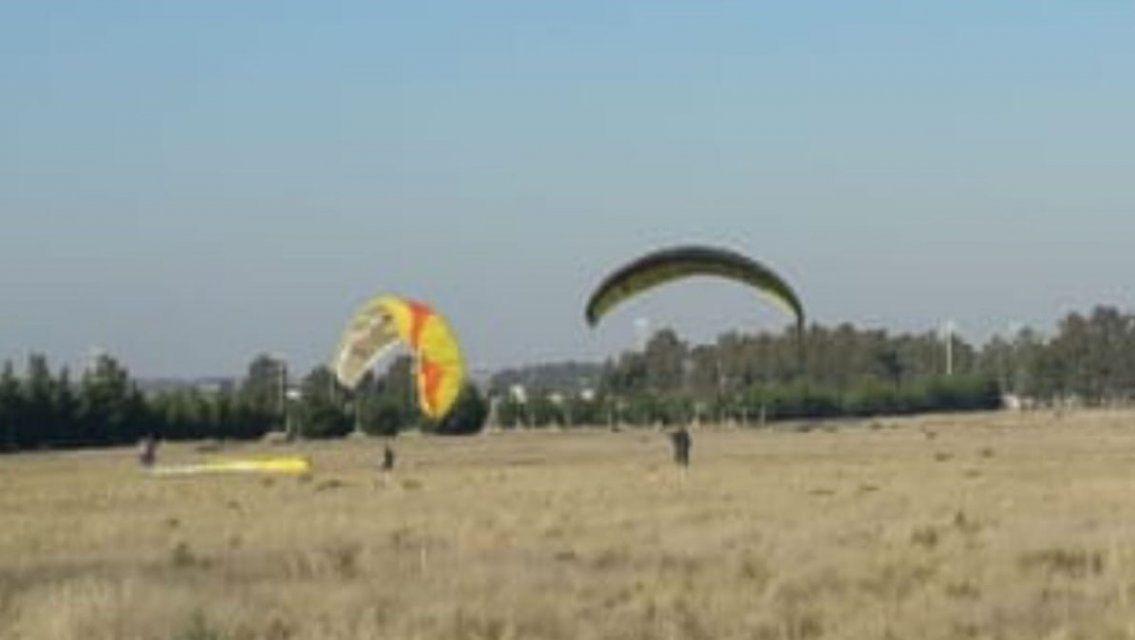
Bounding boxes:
[333,296,409,390]
[585,245,805,335]
[404,301,466,420]
[332,295,466,419]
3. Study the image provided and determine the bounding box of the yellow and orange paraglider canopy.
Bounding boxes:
[332,295,465,420]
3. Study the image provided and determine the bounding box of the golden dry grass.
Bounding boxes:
[6,410,1135,639]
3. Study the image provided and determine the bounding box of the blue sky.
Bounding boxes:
[2,2,1134,377]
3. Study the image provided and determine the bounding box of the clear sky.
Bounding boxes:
[2,2,1134,378]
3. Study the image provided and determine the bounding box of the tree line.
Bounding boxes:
[490,306,1135,428]
[0,353,487,453]
[4,305,1134,450]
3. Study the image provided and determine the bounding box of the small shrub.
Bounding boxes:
[953,510,982,535]
[1018,548,1104,578]
[738,554,774,591]
[315,478,346,492]
[910,526,940,549]
[173,610,228,640]
[324,540,362,579]
[171,541,196,568]
[944,580,981,600]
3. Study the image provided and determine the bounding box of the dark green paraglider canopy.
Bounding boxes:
[584,245,805,337]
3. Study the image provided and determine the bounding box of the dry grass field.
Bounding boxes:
[6,410,1135,639]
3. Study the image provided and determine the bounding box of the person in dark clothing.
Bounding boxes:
[669,427,691,467]
[138,434,158,468]
[381,443,395,472]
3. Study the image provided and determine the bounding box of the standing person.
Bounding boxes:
[138,433,158,468]
[669,427,691,467]
[381,443,395,472]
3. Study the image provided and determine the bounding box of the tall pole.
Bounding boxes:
[270,354,292,440]
[1007,321,1022,394]
[944,320,955,376]
[278,358,287,432]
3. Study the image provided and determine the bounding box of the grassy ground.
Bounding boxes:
[5,410,1135,639]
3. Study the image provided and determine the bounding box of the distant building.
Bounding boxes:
[1003,394,1038,411]
[193,377,236,395]
[136,376,237,398]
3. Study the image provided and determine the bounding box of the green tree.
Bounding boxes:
[23,354,55,448]
[382,356,416,410]
[643,329,687,392]
[353,357,421,435]
[295,366,352,438]
[0,360,21,451]
[78,354,146,446]
[53,368,79,446]
[874,346,905,389]
[240,354,286,429]
[495,395,526,428]
[357,396,406,436]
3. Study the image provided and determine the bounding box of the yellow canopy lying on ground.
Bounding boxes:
[148,456,312,477]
